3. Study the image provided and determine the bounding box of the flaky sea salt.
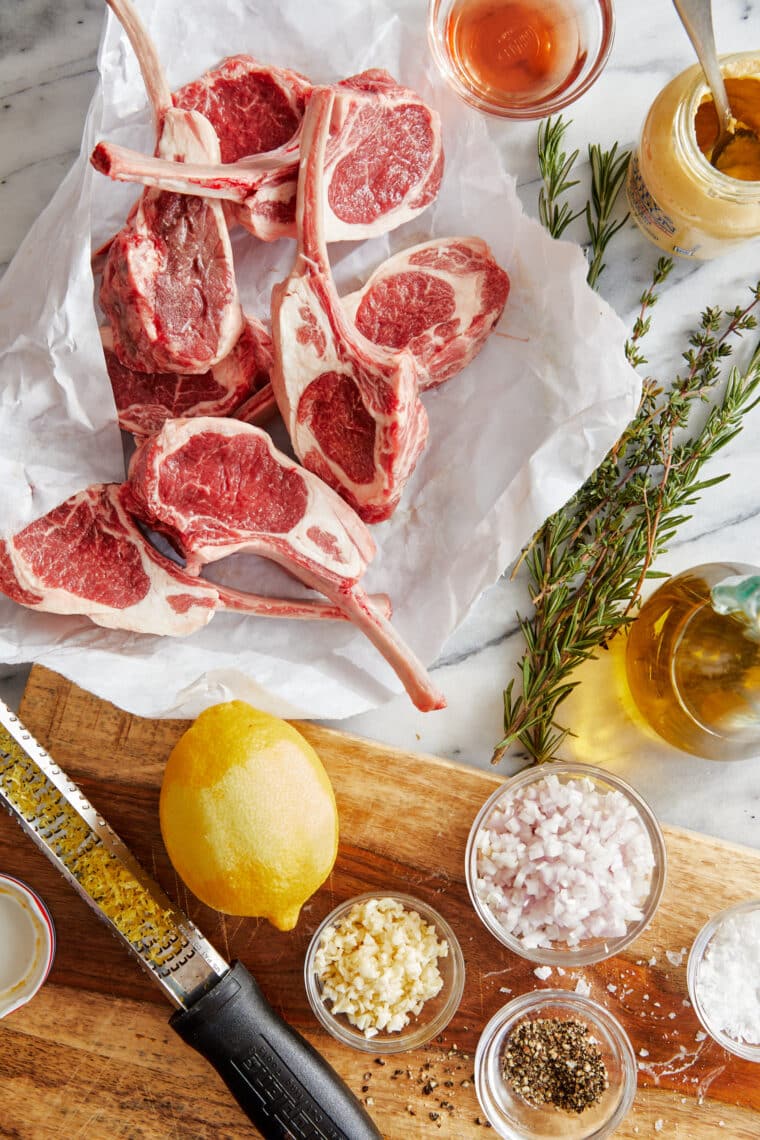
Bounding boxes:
[695,907,760,1045]
[473,774,656,949]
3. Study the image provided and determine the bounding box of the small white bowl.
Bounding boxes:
[687,898,760,1063]
[0,873,56,1019]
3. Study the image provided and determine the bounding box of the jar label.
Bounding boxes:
[626,154,700,257]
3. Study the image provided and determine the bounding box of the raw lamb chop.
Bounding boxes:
[270,87,428,523]
[92,55,311,266]
[343,236,510,388]
[91,69,444,243]
[98,0,242,373]
[245,234,511,423]
[123,418,446,712]
[0,484,378,637]
[174,55,311,163]
[102,316,273,439]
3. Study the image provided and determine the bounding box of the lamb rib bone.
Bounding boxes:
[124,417,445,712]
[0,485,390,638]
[91,53,311,266]
[91,69,444,243]
[270,87,428,523]
[97,0,242,373]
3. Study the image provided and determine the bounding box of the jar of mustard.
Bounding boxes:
[627,52,760,259]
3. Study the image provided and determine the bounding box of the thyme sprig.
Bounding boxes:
[537,116,631,286]
[495,272,760,765]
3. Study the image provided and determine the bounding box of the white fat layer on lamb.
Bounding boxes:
[475,774,655,949]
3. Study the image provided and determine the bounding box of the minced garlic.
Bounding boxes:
[313,896,448,1038]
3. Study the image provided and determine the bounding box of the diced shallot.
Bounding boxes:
[474,774,655,950]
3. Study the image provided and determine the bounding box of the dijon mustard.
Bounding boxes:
[627,52,760,259]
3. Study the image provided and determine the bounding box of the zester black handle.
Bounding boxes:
[170,961,382,1140]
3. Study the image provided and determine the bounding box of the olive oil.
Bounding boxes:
[444,0,584,109]
[626,563,760,761]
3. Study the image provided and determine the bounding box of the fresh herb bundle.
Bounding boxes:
[537,115,630,286]
[495,118,760,765]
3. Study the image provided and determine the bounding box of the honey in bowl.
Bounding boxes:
[444,0,586,109]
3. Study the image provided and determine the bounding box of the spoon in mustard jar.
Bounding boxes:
[672,0,760,170]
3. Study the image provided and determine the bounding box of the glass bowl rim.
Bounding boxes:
[0,873,56,1019]
[465,760,668,965]
[426,0,616,121]
[303,890,466,1053]
[474,987,638,1138]
[686,897,760,1063]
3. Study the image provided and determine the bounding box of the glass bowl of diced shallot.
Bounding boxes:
[303,891,465,1053]
[465,762,667,966]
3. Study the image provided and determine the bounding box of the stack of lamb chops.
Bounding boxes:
[0,0,510,713]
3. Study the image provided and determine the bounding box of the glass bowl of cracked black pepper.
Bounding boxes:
[474,990,637,1138]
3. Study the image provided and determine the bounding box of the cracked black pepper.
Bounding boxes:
[502,1017,608,1114]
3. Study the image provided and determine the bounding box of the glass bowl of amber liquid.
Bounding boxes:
[427,0,615,119]
[475,990,637,1138]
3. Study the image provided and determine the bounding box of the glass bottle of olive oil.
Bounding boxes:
[626,563,760,761]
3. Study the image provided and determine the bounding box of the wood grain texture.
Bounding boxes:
[0,664,757,1139]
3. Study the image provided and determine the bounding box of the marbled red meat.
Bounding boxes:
[124,418,445,711]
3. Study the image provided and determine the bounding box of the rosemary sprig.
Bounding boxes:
[495,278,760,765]
[537,116,582,239]
[585,142,631,288]
[537,115,631,287]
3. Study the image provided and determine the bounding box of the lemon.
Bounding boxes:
[159,701,338,930]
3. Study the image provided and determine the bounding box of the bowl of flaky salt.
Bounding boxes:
[465,762,667,966]
[687,898,760,1063]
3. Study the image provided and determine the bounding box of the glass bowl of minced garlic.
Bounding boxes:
[303,892,465,1053]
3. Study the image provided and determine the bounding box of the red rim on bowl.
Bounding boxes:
[0,873,56,1019]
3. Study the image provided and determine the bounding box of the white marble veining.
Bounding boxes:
[0,0,759,847]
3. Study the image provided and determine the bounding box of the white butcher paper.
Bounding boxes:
[0,0,641,719]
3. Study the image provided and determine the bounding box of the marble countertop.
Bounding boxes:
[1,0,758,848]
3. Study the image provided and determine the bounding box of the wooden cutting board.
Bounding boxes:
[0,665,758,1139]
